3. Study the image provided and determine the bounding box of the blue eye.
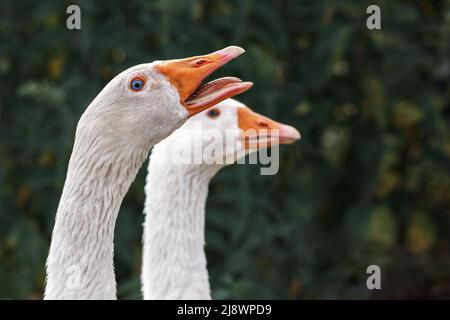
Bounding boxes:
[130,77,145,91]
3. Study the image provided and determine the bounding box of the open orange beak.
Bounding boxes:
[156,46,253,117]
[237,107,301,150]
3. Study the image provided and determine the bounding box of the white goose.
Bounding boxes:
[142,98,300,299]
[44,47,252,300]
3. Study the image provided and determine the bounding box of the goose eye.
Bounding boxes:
[130,78,145,91]
[207,108,220,119]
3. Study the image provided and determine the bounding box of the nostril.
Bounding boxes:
[194,59,208,66]
[258,121,269,128]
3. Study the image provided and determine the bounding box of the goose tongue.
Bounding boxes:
[185,77,251,108]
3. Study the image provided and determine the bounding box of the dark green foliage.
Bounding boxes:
[0,0,449,299]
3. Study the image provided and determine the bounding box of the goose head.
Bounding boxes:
[76,47,253,151]
[156,98,300,166]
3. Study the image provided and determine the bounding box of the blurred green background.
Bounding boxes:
[0,0,449,299]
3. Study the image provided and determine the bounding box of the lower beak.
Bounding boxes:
[237,107,301,149]
[155,46,253,117]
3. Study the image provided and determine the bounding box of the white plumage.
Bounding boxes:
[142,99,300,299]
[45,47,251,300]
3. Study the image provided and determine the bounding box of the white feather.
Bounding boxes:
[142,99,247,299]
[45,63,188,300]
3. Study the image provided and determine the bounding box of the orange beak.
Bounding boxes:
[237,107,301,150]
[155,46,253,117]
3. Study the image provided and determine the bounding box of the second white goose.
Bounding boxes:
[142,98,300,299]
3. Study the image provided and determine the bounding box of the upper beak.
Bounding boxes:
[237,107,301,149]
[156,46,253,117]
